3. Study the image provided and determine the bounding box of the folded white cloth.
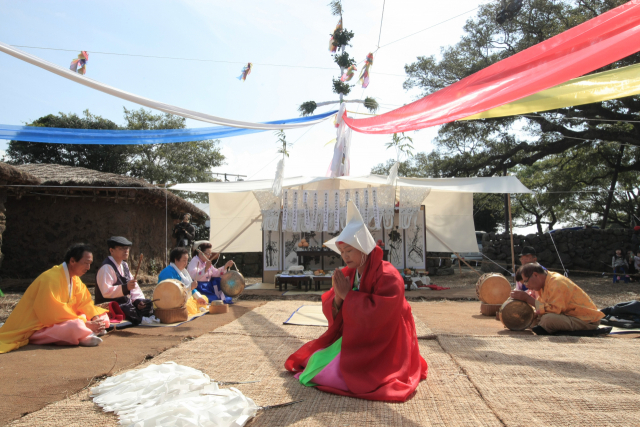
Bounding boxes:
[91,362,258,426]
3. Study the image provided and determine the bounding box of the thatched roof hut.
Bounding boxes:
[0,163,207,279]
[11,163,206,220]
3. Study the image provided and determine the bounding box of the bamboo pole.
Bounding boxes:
[507,193,516,278]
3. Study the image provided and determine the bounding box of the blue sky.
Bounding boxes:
[0,0,487,180]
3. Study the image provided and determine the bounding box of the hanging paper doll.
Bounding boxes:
[358,53,373,88]
[70,51,89,75]
[329,19,343,53]
[340,64,357,82]
[238,63,253,81]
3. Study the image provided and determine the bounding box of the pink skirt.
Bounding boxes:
[30,314,109,346]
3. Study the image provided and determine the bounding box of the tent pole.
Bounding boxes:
[507,193,516,277]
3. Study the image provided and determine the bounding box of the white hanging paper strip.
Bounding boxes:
[363,188,370,228]
[91,362,258,427]
[341,190,350,229]
[303,191,311,231]
[399,186,431,229]
[377,185,396,229]
[272,158,285,197]
[312,191,319,231]
[332,190,340,232]
[282,190,289,230]
[291,190,299,231]
[323,191,329,231]
[252,190,281,231]
[372,188,381,230]
[354,190,361,213]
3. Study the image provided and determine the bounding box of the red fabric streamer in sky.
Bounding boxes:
[344,0,640,134]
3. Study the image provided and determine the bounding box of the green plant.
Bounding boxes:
[276,130,291,157]
[298,101,317,117]
[333,51,355,69]
[363,97,379,113]
[332,78,351,96]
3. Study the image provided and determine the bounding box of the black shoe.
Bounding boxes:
[531,325,552,335]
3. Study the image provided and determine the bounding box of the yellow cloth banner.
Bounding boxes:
[461,63,640,120]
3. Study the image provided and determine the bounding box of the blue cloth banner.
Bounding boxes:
[0,111,337,145]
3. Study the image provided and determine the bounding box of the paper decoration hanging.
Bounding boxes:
[238,63,253,81]
[340,64,357,82]
[282,190,289,230]
[323,191,329,231]
[253,190,281,231]
[399,187,431,229]
[69,51,88,75]
[329,19,343,53]
[358,53,373,88]
[291,190,299,231]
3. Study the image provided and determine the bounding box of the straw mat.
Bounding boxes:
[211,301,435,340]
[245,282,276,290]
[438,335,640,427]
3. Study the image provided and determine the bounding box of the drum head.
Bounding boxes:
[476,274,511,304]
[220,270,245,297]
[153,279,188,309]
[499,299,534,331]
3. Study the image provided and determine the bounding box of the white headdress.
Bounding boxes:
[324,200,376,255]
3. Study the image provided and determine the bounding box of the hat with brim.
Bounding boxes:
[519,246,536,257]
[324,200,376,255]
[107,236,133,247]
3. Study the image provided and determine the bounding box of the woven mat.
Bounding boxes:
[438,335,640,427]
[138,311,208,327]
[211,301,435,340]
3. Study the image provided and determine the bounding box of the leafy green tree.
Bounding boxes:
[4,108,225,204]
[5,110,130,174]
[399,0,639,229]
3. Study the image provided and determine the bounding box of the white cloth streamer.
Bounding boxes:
[0,42,334,131]
[91,362,258,427]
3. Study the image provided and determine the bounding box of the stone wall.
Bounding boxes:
[218,252,263,278]
[426,251,455,276]
[481,227,640,273]
[2,195,177,279]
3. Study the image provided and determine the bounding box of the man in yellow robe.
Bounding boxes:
[0,244,109,353]
[512,263,604,335]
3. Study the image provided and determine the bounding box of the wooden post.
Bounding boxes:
[507,194,516,278]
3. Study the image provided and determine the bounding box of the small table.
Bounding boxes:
[275,275,312,292]
[311,276,333,291]
[296,250,390,269]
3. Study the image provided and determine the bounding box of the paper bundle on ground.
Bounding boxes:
[91,361,258,427]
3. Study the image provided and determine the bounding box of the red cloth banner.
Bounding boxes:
[344,0,640,134]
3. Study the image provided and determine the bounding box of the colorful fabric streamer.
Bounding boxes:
[343,0,640,134]
[238,63,252,81]
[329,19,343,53]
[340,65,357,82]
[358,53,373,88]
[69,51,88,75]
[460,63,640,120]
[0,110,338,145]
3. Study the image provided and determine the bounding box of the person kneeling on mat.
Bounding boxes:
[187,242,234,305]
[512,263,604,335]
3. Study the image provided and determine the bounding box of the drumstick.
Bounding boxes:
[133,253,143,281]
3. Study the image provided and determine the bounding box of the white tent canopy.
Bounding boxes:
[171,175,531,254]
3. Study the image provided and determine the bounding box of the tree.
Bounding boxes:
[5,110,131,174]
[4,108,225,203]
[400,0,639,229]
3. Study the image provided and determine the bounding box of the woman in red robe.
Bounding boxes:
[285,201,427,402]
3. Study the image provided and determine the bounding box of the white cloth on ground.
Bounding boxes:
[91,362,258,427]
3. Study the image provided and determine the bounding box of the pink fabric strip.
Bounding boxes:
[310,352,349,391]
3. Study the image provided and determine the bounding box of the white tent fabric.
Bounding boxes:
[181,175,530,254]
[0,41,335,130]
[172,174,532,194]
